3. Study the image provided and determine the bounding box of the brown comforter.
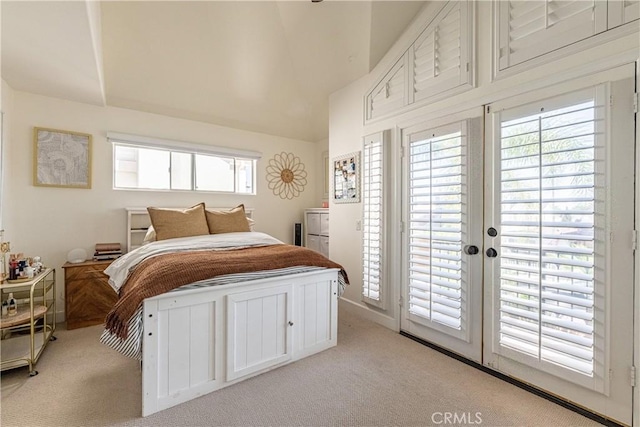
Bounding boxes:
[105,244,348,339]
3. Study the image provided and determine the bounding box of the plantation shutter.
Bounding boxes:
[497,87,605,378]
[608,0,640,27]
[362,132,385,307]
[366,58,407,121]
[407,125,466,330]
[410,1,469,103]
[498,0,607,70]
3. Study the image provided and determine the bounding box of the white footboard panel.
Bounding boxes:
[142,269,339,416]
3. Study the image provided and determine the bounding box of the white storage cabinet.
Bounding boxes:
[304,208,329,258]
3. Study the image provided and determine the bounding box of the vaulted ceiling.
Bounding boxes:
[2,1,425,142]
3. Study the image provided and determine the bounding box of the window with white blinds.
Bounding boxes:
[365,0,473,122]
[497,0,608,70]
[408,126,466,330]
[497,89,605,378]
[362,133,385,307]
[411,1,468,103]
[367,58,407,121]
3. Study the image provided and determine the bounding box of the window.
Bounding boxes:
[409,1,470,103]
[362,132,387,308]
[109,132,259,194]
[496,0,639,74]
[367,58,407,122]
[365,0,474,122]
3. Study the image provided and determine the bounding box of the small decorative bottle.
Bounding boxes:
[7,293,17,316]
[8,260,17,280]
[1,300,7,317]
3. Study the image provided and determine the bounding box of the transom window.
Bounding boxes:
[109,133,259,194]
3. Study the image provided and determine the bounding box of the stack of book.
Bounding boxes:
[94,243,122,261]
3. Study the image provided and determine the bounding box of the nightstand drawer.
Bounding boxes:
[64,263,110,280]
[63,260,117,330]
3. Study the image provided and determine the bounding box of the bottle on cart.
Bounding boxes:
[7,293,17,316]
[8,260,17,280]
[1,300,7,316]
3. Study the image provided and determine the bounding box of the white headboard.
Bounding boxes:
[125,207,254,252]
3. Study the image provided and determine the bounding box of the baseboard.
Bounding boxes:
[338,298,398,331]
[55,310,65,325]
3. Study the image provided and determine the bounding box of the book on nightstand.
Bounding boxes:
[94,243,122,261]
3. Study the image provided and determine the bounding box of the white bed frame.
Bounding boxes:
[141,268,339,416]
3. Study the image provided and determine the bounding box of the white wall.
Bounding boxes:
[329,0,640,328]
[4,89,324,318]
[1,80,13,230]
[315,137,329,205]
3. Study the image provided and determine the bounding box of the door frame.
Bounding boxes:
[633,58,639,427]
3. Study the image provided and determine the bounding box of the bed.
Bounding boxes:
[99,205,347,416]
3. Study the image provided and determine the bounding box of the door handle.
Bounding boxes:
[464,245,479,255]
[486,248,498,258]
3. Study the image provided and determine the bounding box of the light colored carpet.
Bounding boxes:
[1,305,601,427]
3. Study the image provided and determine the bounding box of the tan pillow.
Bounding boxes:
[205,205,251,234]
[143,217,254,244]
[147,203,209,241]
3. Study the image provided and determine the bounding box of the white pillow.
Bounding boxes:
[142,226,157,245]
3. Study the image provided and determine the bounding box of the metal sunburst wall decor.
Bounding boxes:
[266,152,308,199]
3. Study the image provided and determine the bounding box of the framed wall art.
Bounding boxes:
[266,151,308,199]
[333,151,360,203]
[33,127,92,189]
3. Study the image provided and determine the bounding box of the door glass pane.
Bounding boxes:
[499,99,599,376]
[408,131,464,329]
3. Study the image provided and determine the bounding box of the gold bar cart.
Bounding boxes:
[0,268,57,376]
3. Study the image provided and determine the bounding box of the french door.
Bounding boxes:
[484,66,635,424]
[400,64,635,424]
[400,112,484,363]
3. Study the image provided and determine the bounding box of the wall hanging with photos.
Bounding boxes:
[333,151,360,204]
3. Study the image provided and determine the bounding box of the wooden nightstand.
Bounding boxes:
[62,260,118,330]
